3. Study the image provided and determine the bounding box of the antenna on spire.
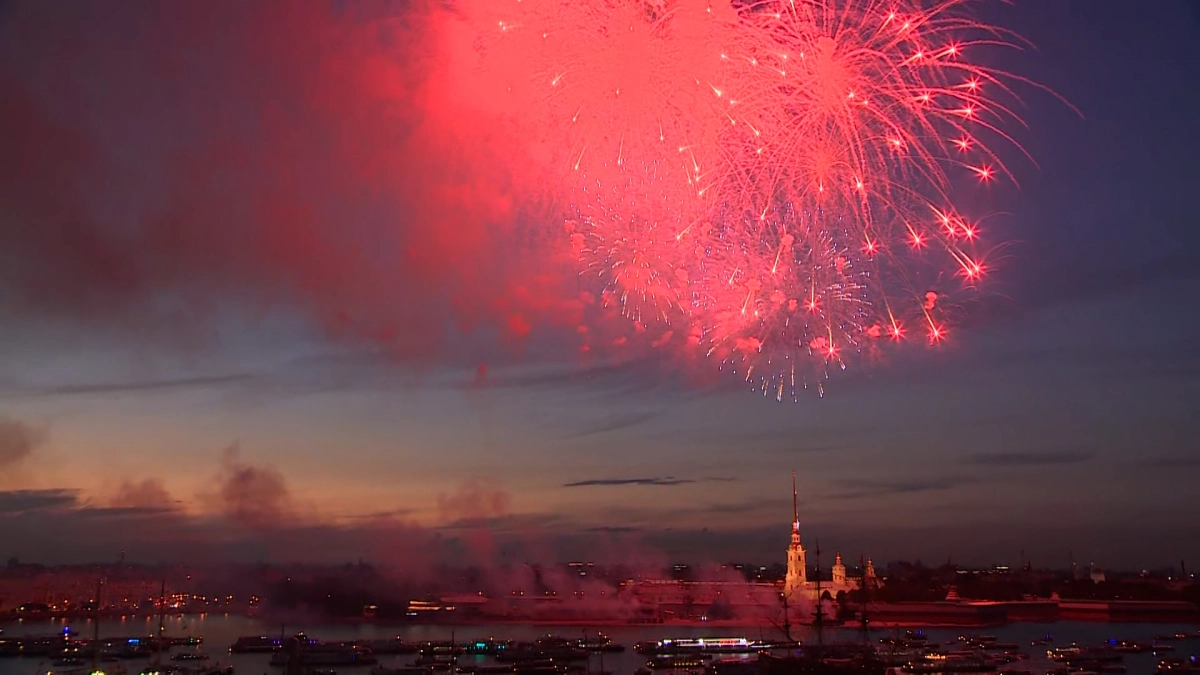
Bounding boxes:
[791,470,799,533]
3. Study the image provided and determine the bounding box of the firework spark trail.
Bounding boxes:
[457,0,1033,398]
[686,0,1018,396]
[694,205,876,401]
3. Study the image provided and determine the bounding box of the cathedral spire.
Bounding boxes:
[791,470,799,534]
[784,471,807,598]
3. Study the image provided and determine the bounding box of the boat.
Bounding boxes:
[494,640,586,664]
[902,659,996,673]
[142,665,192,675]
[1152,643,1178,653]
[169,637,205,648]
[1157,657,1200,674]
[230,636,281,653]
[647,656,708,670]
[575,636,624,653]
[906,632,930,644]
[412,655,457,669]
[371,667,431,675]
[364,639,420,655]
[419,642,465,656]
[270,650,377,667]
[460,639,512,656]
[638,638,759,656]
[510,666,564,675]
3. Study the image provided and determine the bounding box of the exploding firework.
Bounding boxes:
[455,0,1033,398]
[691,0,1015,395]
[697,203,875,400]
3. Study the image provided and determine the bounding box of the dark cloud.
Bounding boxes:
[585,525,642,534]
[0,416,45,468]
[970,450,1094,466]
[826,477,972,500]
[2,373,258,399]
[111,478,178,511]
[564,477,695,487]
[564,475,738,488]
[1134,454,1200,469]
[563,411,659,439]
[341,508,419,520]
[84,505,181,518]
[0,489,78,514]
[776,444,846,455]
[470,362,638,389]
[470,359,685,399]
[203,444,293,530]
[703,499,782,515]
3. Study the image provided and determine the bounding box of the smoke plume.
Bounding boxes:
[0,417,45,470]
[111,478,177,511]
[207,444,294,530]
[0,0,593,363]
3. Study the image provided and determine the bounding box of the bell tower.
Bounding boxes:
[784,471,807,598]
[832,552,846,586]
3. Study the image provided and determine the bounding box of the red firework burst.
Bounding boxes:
[457,0,1035,399]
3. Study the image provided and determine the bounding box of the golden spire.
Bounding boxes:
[792,470,799,534]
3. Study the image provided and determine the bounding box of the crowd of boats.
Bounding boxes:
[1,628,1197,675]
[228,629,1200,675]
[232,633,628,674]
[0,629,230,675]
[864,629,1200,675]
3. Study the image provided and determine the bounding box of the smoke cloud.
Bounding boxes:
[206,444,294,530]
[437,479,512,524]
[111,478,177,511]
[0,0,603,364]
[0,417,45,470]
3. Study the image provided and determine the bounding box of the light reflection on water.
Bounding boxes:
[0,614,1196,675]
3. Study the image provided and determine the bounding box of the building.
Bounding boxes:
[783,471,807,598]
[783,471,878,606]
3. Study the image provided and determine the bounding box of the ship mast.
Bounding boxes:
[813,539,823,655]
[780,587,792,644]
[92,575,105,675]
[792,471,799,534]
[859,555,869,646]
[154,578,166,668]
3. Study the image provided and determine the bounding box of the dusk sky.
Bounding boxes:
[0,0,1198,570]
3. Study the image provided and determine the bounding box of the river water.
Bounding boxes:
[1,614,1196,675]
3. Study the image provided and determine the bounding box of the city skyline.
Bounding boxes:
[1,0,1198,569]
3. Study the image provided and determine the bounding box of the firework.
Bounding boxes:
[692,0,1012,394]
[456,0,1028,398]
[694,203,869,400]
[475,0,739,196]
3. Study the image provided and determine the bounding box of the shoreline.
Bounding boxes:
[3,615,1196,629]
